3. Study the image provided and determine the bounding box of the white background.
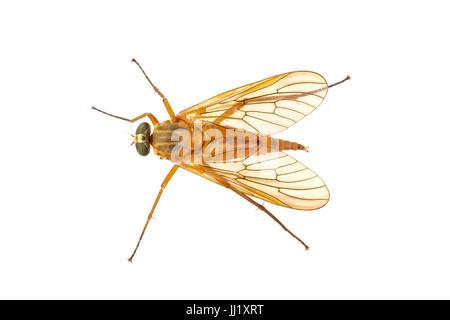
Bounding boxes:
[0,1,449,299]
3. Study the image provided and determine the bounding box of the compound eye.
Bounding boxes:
[135,122,151,156]
[136,122,151,135]
[136,142,150,156]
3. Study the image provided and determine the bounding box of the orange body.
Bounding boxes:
[151,117,306,164]
[92,61,350,261]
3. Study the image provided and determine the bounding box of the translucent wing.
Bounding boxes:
[181,152,329,210]
[177,71,328,135]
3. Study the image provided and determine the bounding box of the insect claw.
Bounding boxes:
[305,246,310,251]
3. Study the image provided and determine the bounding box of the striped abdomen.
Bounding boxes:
[258,136,308,153]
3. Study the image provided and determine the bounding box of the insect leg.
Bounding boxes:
[328,75,351,88]
[233,190,310,250]
[91,106,160,126]
[191,168,310,250]
[131,58,175,119]
[128,165,179,262]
